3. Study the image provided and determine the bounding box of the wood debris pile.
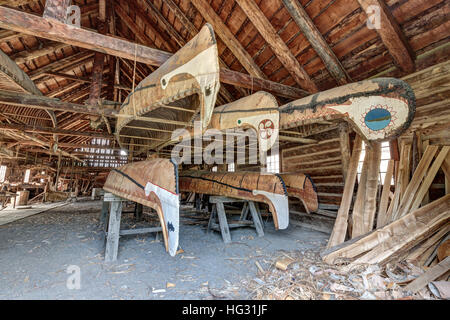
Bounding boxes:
[245,248,448,300]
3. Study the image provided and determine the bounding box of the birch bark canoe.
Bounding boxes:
[179,171,289,230]
[103,159,180,256]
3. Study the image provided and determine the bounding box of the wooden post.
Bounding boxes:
[327,134,363,247]
[43,0,71,22]
[100,200,109,229]
[239,202,249,221]
[134,202,143,221]
[376,159,394,228]
[216,202,231,244]
[422,139,430,205]
[363,142,381,235]
[104,198,123,262]
[339,122,351,181]
[248,201,264,237]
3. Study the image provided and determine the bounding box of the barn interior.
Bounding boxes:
[0,0,449,300]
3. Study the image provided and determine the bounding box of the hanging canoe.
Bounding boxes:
[179,171,289,229]
[279,78,415,141]
[279,173,318,213]
[115,23,220,155]
[210,91,279,152]
[103,159,180,256]
[193,78,414,150]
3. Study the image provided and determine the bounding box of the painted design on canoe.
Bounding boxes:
[103,159,180,256]
[279,78,415,141]
[186,78,414,153]
[115,23,220,154]
[179,171,289,229]
[0,48,57,128]
[210,91,279,152]
[279,173,318,213]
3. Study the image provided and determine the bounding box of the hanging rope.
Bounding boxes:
[132,42,138,117]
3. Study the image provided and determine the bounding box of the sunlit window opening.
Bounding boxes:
[211,166,218,172]
[357,141,393,185]
[266,152,280,173]
[228,163,235,172]
[24,169,31,183]
[75,138,127,168]
[0,165,7,182]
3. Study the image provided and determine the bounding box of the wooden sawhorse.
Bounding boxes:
[208,196,264,244]
[100,193,162,262]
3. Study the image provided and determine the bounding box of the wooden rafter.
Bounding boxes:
[0,0,36,6]
[29,51,95,81]
[190,0,266,79]
[163,0,244,102]
[115,0,172,52]
[87,1,107,106]
[357,0,415,73]
[10,41,70,64]
[282,0,350,85]
[0,89,116,117]
[0,122,113,139]
[135,0,181,50]
[235,0,318,93]
[0,5,305,99]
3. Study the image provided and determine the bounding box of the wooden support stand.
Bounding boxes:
[208,196,264,244]
[102,192,162,262]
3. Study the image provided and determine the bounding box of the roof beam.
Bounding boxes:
[235,0,318,93]
[0,5,305,99]
[357,0,415,73]
[0,89,116,117]
[282,0,350,85]
[0,122,113,139]
[43,71,132,91]
[87,1,107,106]
[28,51,95,80]
[190,0,266,79]
[0,1,37,7]
[10,41,70,64]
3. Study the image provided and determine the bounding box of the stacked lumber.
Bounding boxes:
[323,195,449,267]
[323,139,450,295]
[328,139,449,245]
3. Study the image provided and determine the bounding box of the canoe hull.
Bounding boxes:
[103,159,179,256]
[116,23,220,154]
[279,173,318,213]
[179,171,289,229]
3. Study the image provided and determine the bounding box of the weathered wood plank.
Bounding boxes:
[410,146,450,212]
[376,159,394,228]
[395,145,439,219]
[405,257,450,293]
[248,201,264,237]
[327,134,363,247]
[216,202,231,244]
[104,200,123,262]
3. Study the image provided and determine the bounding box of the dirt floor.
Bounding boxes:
[0,200,328,299]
